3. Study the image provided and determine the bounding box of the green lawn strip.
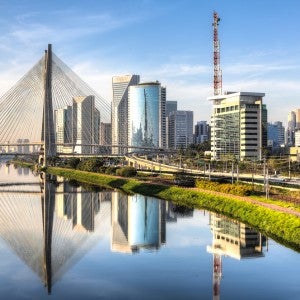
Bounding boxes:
[48,167,300,251]
[10,160,35,169]
[249,195,300,212]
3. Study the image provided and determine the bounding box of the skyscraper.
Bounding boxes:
[267,121,285,150]
[54,106,73,153]
[166,101,177,117]
[73,95,99,154]
[167,111,193,149]
[286,109,300,146]
[294,108,300,129]
[209,91,267,161]
[194,121,210,144]
[128,81,166,150]
[99,122,112,154]
[287,110,296,146]
[112,75,140,155]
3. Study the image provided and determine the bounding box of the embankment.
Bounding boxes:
[48,167,300,252]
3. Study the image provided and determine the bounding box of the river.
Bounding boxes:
[0,161,299,300]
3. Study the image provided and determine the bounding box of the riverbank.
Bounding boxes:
[47,166,300,252]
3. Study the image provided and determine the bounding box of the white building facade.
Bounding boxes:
[112,75,140,155]
[209,92,267,161]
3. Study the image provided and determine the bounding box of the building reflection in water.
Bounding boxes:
[0,174,112,294]
[0,172,196,294]
[207,212,266,300]
[111,193,166,253]
[0,168,267,298]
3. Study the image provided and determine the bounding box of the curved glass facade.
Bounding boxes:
[128,82,161,149]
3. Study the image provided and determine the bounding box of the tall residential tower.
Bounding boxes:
[73,95,99,154]
[112,75,140,154]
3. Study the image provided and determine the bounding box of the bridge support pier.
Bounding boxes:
[40,44,56,167]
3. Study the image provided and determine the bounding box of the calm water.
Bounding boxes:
[0,161,299,300]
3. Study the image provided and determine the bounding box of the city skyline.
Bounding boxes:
[0,1,299,125]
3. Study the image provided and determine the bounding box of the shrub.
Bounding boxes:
[77,158,104,172]
[105,166,119,175]
[116,166,137,177]
[98,166,107,174]
[195,179,253,196]
[174,173,196,187]
[64,157,80,169]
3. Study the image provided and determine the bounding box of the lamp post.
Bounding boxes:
[288,155,291,180]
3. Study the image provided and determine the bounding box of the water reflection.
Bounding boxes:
[112,193,169,253]
[0,166,271,298]
[0,172,195,294]
[207,213,266,300]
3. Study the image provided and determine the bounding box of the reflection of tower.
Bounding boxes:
[0,175,110,294]
[40,174,56,294]
[73,187,100,232]
[207,213,266,300]
[213,254,222,300]
[55,182,100,232]
[111,193,166,253]
[5,164,10,175]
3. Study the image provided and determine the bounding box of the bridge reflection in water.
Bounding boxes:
[0,165,267,297]
[0,172,170,293]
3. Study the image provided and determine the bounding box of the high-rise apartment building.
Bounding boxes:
[267,121,285,150]
[73,95,99,154]
[17,138,30,154]
[99,122,112,154]
[99,122,112,145]
[194,121,210,144]
[112,75,140,154]
[128,81,166,150]
[286,109,300,146]
[294,108,300,129]
[295,130,300,147]
[166,101,177,117]
[165,101,177,148]
[287,110,296,146]
[54,106,73,153]
[167,111,193,149]
[209,92,267,161]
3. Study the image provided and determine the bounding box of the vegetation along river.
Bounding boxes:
[0,161,299,300]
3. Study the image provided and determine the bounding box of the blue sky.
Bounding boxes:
[0,0,299,125]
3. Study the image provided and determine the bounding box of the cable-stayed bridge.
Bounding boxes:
[0,44,111,165]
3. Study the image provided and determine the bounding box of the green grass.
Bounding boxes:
[10,160,35,170]
[48,167,300,252]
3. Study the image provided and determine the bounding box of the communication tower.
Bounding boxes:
[213,11,222,95]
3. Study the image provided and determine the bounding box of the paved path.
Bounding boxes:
[194,187,300,218]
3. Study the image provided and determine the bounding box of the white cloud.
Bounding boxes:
[149,63,211,77]
[224,62,300,75]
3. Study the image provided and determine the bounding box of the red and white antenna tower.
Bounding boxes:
[213,11,222,96]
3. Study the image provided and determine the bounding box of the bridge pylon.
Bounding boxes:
[39,44,56,167]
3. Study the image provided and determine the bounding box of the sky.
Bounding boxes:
[0,0,299,126]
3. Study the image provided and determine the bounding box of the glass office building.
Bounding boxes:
[128,82,166,150]
[167,110,194,149]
